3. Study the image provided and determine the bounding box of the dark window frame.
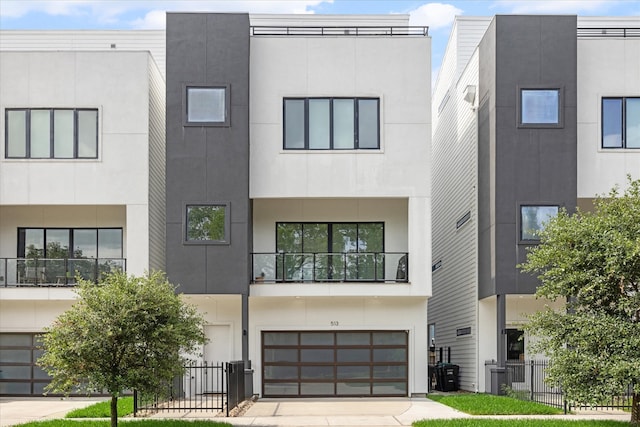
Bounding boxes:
[17,227,123,258]
[517,86,564,129]
[183,84,231,127]
[518,204,559,243]
[601,96,640,149]
[275,222,385,253]
[184,202,231,245]
[283,97,380,150]
[4,108,99,159]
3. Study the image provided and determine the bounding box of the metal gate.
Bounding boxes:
[134,361,227,415]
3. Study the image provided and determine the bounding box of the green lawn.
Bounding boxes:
[17,420,231,427]
[65,397,134,418]
[413,420,628,427]
[428,393,563,415]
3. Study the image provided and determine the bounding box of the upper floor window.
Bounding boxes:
[283,97,379,150]
[185,204,229,244]
[602,97,640,149]
[519,88,562,127]
[5,108,98,159]
[18,228,123,259]
[184,85,230,127]
[520,205,558,241]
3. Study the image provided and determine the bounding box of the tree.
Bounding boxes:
[520,177,640,426]
[37,271,207,427]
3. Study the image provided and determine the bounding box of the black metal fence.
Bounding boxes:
[134,360,251,417]
[485,359,634,413]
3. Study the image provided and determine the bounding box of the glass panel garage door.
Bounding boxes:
[262,331,408,397]
[0,333,52,396]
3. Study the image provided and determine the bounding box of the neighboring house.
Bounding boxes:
[0,33,166,395]
[165,12,432,398]
[430,15,640,393]
[0,13,432,398]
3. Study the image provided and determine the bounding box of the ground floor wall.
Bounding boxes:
[249,296,429,397]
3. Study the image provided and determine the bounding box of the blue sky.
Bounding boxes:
[2,1,639,82]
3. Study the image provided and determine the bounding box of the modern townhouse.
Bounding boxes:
[165,12,432,398]
[0,32,166,395]
[0,12,433,398]
[430,14,640,393]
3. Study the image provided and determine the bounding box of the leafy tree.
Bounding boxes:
[38,271,207,427]
[520,177,640,426]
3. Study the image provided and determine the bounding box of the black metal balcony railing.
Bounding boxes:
[251,252,408,284]
[250,26,429,37]
[577,27,640,38]
[0,258,126,287]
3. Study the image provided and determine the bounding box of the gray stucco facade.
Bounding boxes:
[478,15,578,299]
[165,12,251,300]
[477,15,578,365]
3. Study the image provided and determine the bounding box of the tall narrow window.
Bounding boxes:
[4,108,98,159]
[602,97,640,149]
[283,97,380,150]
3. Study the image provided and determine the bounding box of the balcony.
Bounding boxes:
[251,252,408,284]
[0,258,126,287]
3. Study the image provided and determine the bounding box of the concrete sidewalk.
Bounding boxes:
[0,397,105,427]
[151,397,632,427]
[1,396,632,427]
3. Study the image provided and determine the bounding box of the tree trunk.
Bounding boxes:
[631,392,639,427]
[111,395,118,427]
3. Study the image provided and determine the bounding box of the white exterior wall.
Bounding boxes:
[430,45,480,391]
[0,51,157,278]
[250,296,428,396]
[249,35,431,199]
[577,34,640,198]
[0,31,166,79]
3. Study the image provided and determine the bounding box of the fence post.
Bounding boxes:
[529,360,534,401]
[133,390,138,417]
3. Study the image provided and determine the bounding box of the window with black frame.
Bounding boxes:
[16,228,123,284]
[283,97,379,150]
[602,97,640,148]
[5,108,98,159]
[275,222,384,282]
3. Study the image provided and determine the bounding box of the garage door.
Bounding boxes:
[262,330,408,397]
[0,333,51,396]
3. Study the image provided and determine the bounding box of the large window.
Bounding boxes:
[18,228,123,259]
[519,88,562,127]
[283,98,379,150]
[16,228,123,284]
[184,85,229,126]
[520,205,558,241]
[276,222,384,281]
[185,204,229,244]
[602,97,640,148]
[5,109,98,159]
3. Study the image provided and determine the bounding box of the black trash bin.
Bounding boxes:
[438,363,459,392]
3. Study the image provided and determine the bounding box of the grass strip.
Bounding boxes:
[65,397,134,418]
[428,393,563,415]
[18,420,232,427]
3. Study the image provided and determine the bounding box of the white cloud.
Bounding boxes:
[1,1,331,26]
[131,9,166,29]
[408,3,463,30]
[493,0,618,14]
